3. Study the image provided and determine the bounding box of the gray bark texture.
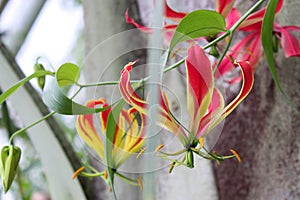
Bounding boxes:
[213,1,300,200]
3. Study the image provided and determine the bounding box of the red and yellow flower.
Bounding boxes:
[218,0,300,77]
[76,98,145,169]
[126,0,239,43]
[119,44,254,148]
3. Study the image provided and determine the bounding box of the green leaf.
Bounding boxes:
[169,10,226,51]
[56,63,80,87]
[0,71,55,105]
[42,81,110,115]
[105,99,125,200]
[261,0,300,115]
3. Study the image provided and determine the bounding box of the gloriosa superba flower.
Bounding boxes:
[74,98,145,188]
[74,45,253,183]
[119,44,254,168]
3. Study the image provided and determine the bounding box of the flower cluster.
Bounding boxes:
[119,44,253,167]
[74,44,254,185]
[72,0,298,194]
[1,0,300,196]
[218,0,300,77]
[127,0,300,80]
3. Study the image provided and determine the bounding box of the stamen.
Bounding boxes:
[230,149,241,163]
[168,161,176,173]
[226,35,230,44]
[103,170,108,179]
[154,144,164,153]
[72,166,85,179]
[171,48,183,59]
[137,177,143,191]
[136,147,146,158]
[199,138,204,148]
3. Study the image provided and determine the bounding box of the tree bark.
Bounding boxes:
[213,1,300,199]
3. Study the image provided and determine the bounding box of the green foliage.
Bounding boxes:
[56,63,80,87]
[42,81,111,115]
[0,71,55,105]
[169,10,226,51]
[262,0,300,115]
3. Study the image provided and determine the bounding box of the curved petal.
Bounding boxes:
[119,61,148,114]
[279,26,300,57]
[216,0,236,17]
[164,0,186,21]
[197,88,225,137]
[113,108,145,167]
[239,32,263,70]
[238,0,283,32]
[119,61,188,144]
[124,108,145,153]
[225,8,241,29]
[185,45,214,135]
[217,31,262,77]
[163,24,178,44]
[223,61,254,115]
[125,9,152,33]
[158,92,188,144]
[76,99,106,161]
[206,61,254,133]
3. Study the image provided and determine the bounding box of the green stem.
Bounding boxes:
[191,149,213,160]
[163,31,231,74]
[76,81,121,87]
[163,58,186,73]
[8,84,84,144]
[158,155,189,167]
[229,0,266,32]
[9,111,55,144]
[202,147,224,161]
[79,171,105,178]
[70,86,83,99]
[203,32,230,50]
[114,171,139,186]
[214,31,233,74]
[223,155,236,159]
[158,148,187,156]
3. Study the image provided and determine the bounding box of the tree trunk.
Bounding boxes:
[213,1,300,199]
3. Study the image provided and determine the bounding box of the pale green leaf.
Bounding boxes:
[0,71,55,105]
[56,63,80,87]
[169,10,226,51]
[262,0,300,115]
[42,81,110,115]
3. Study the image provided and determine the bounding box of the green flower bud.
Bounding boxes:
[0,145,21,193]
[34,63,46,90]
